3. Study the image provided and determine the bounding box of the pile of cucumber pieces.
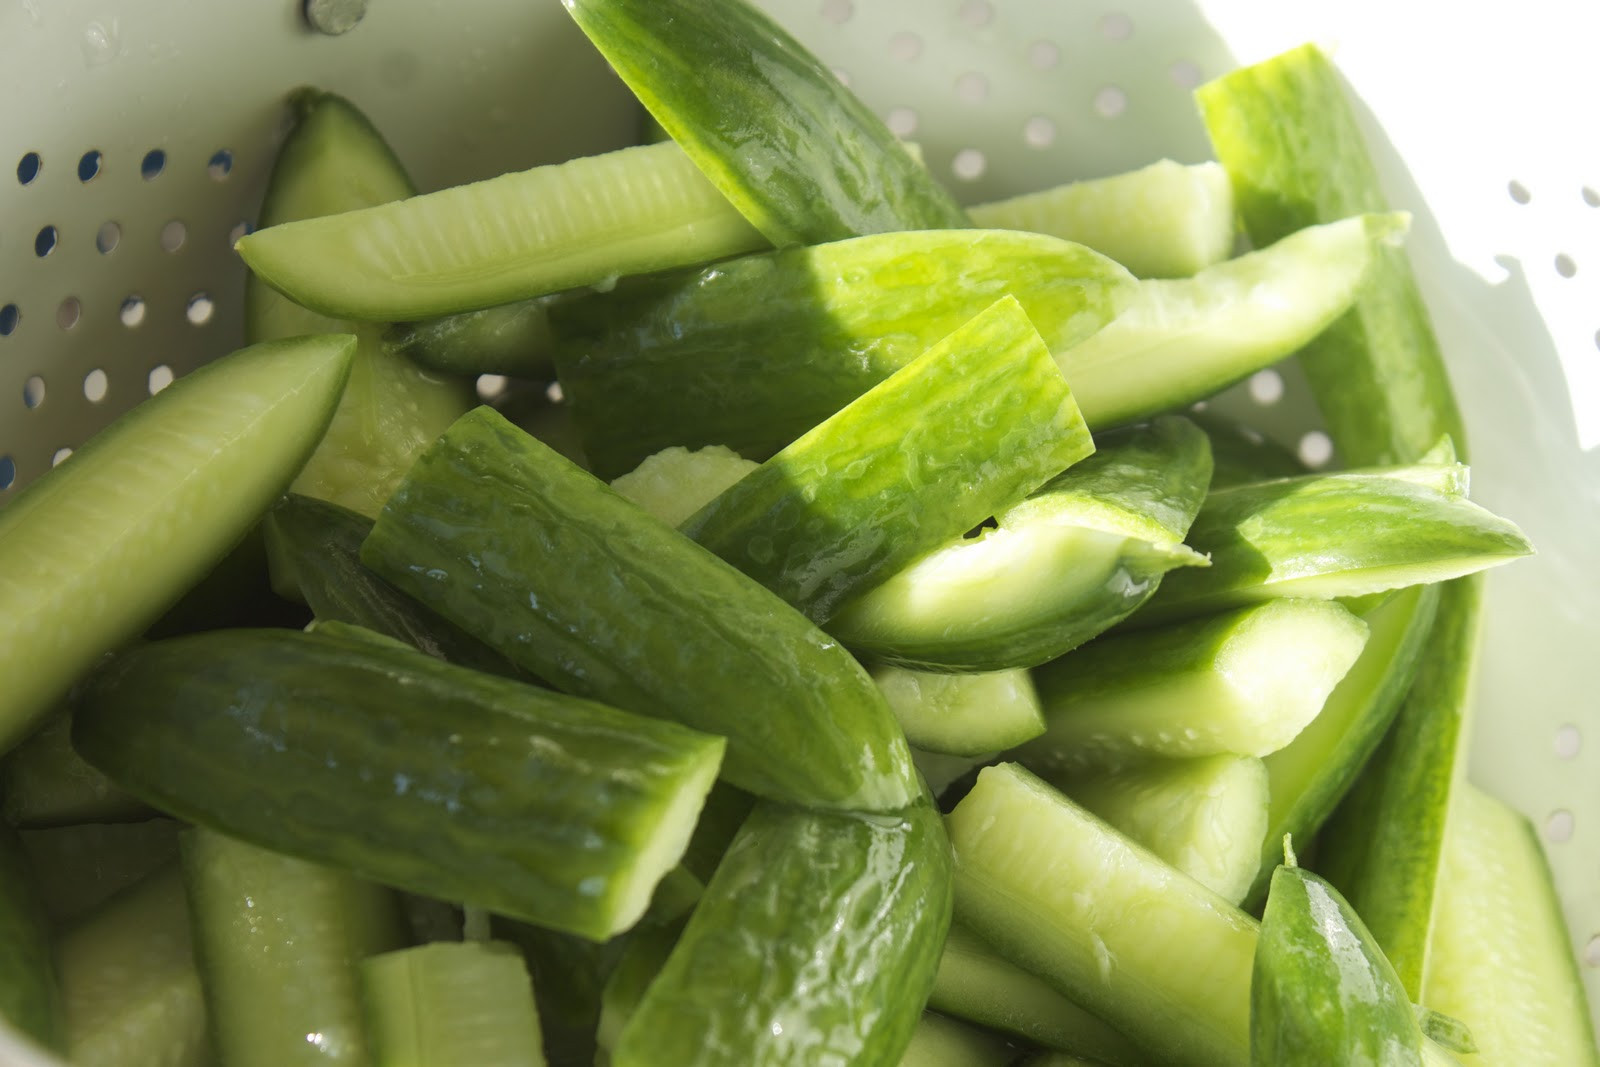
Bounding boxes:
[0,1,1594,1065]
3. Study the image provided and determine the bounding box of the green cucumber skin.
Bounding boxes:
[362,406,918,813]
[826,417,1212,672]
[181,828,405,1067]
[612,799,952,1067]
[1136,472,1529,626]
[896,1012,1018,1067]
[2,708,151,829]
[681,297,1093,623]
[1191,413,1308,489]
[1253,862,1423,1066]
[1317,578,1484,997]
[246,88,472,520]
[1196,45,1465,468]
[1245,584,1441,910]
[947,763,1257,1066]
[0,823,62,1053]
[0,333,355,757]
[927,922,1142,1063]
[71,627,725,941]
[550,229,1133,477]
[1423,785,1600,1066]
[385,296,560,379]
[562,0,968,246]
[57,866,213,1067]
[262,493,521,678]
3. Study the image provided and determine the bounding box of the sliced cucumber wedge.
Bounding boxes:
[897,1012,1019,1067]
[873,666,1044,757]
[0,332,354,756]
[969,159,1233,278]
[828,416,1212,671]
[1065,213,1407,428]
[1018,599,1368,775]
[385,296,562,380]
[238,139,766,321]
[610,446,758,527]
[19,820,183,927]
[361,941,546,1067]
[2,708,150,828]
[948,763,1257,1066]
[0,824,60,1053]
[1422,784,1600,1066]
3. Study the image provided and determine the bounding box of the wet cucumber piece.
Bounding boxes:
[611,446,758,527]
[1253,844,1425,1066]
[872,666,1044,758]
[563,0,968,245]
[1018,599,1368,776]
[2,707,150,828]
[0,823,61,1053]
[1066,214,1406,428]
[72,627,725,941]
[968,159,1233,278]
[361,941,546,1067]
[262,493,520,678]
[948,763,1258,1066]
[1244,584,1441,910]
[1422,784,1600,1065]
[1135,470,1529,627]
[247,88,472,520]
[385,295,563,379]
[896,1013,1019,1067]
[362,406,919,813]
[57,866,212,1067]
[1051,754,1269,906]
[928,922,1142,1063]
[0,332,354,757]
[550,229,1134,477]
[612,799,952,1067]
[827,416,1211,671]
[181,828,406,1067]
[681,297,1094,623]
[239,138,766,321]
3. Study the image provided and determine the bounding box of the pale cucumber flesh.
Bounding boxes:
[610,445,758,527]
[361,941,547,1067]
[0,333,354,756]
[948,763,1257,1066]
[871,665,1045,757]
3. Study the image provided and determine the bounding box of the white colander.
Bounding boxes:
[2,0,1597,1060]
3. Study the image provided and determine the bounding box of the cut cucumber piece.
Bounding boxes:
[1319,578,1484,995]
[948,763,1258,1066]
[1065,214,1406,428]
[681,296,1094,623]
[489,916,626,1067]
[610,446,758,526]
[0,332,354,757]
[1422,784,1600,1066]
[1244,585,1440,908]
[1191,413,1307,488]
[677,782,756,886]
[897,1012,1018,1067]
[362,406,919,813]
[827,416,1211,671]
[385,296,562,379]
[595,920,683,1061]
[928,922,1142,1063]
[1196,44,1465,467]
[19,819,183,927]
[968,159,1233,278]
[238,139,766,321]
[612,798,951,1067]
[0,823,60,1053]
[181,827,405,1067]
[563,0,968,245]
[262,493,520,677]
[873,665,1044,757]
[1253,846,1425,1066]
[1018,599,1368,775]
[57,866,212,1067]
[361,941,546,1067]
[2,707,149,828]
[912,750,987,801]
[72,626,725,941]
[550,229,1134,477]
[1135,470,1530,626]
[247,88,473,520]
[1052,754,1269,906]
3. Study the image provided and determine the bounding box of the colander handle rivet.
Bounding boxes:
[304,0,368,36]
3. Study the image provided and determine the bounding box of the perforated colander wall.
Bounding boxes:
[1,0,1597,1058]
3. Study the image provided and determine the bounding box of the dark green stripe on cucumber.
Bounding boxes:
[72,626,724,941]
[362,406,920,813]
[681,296,1094,623]
[562,0,969,245]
